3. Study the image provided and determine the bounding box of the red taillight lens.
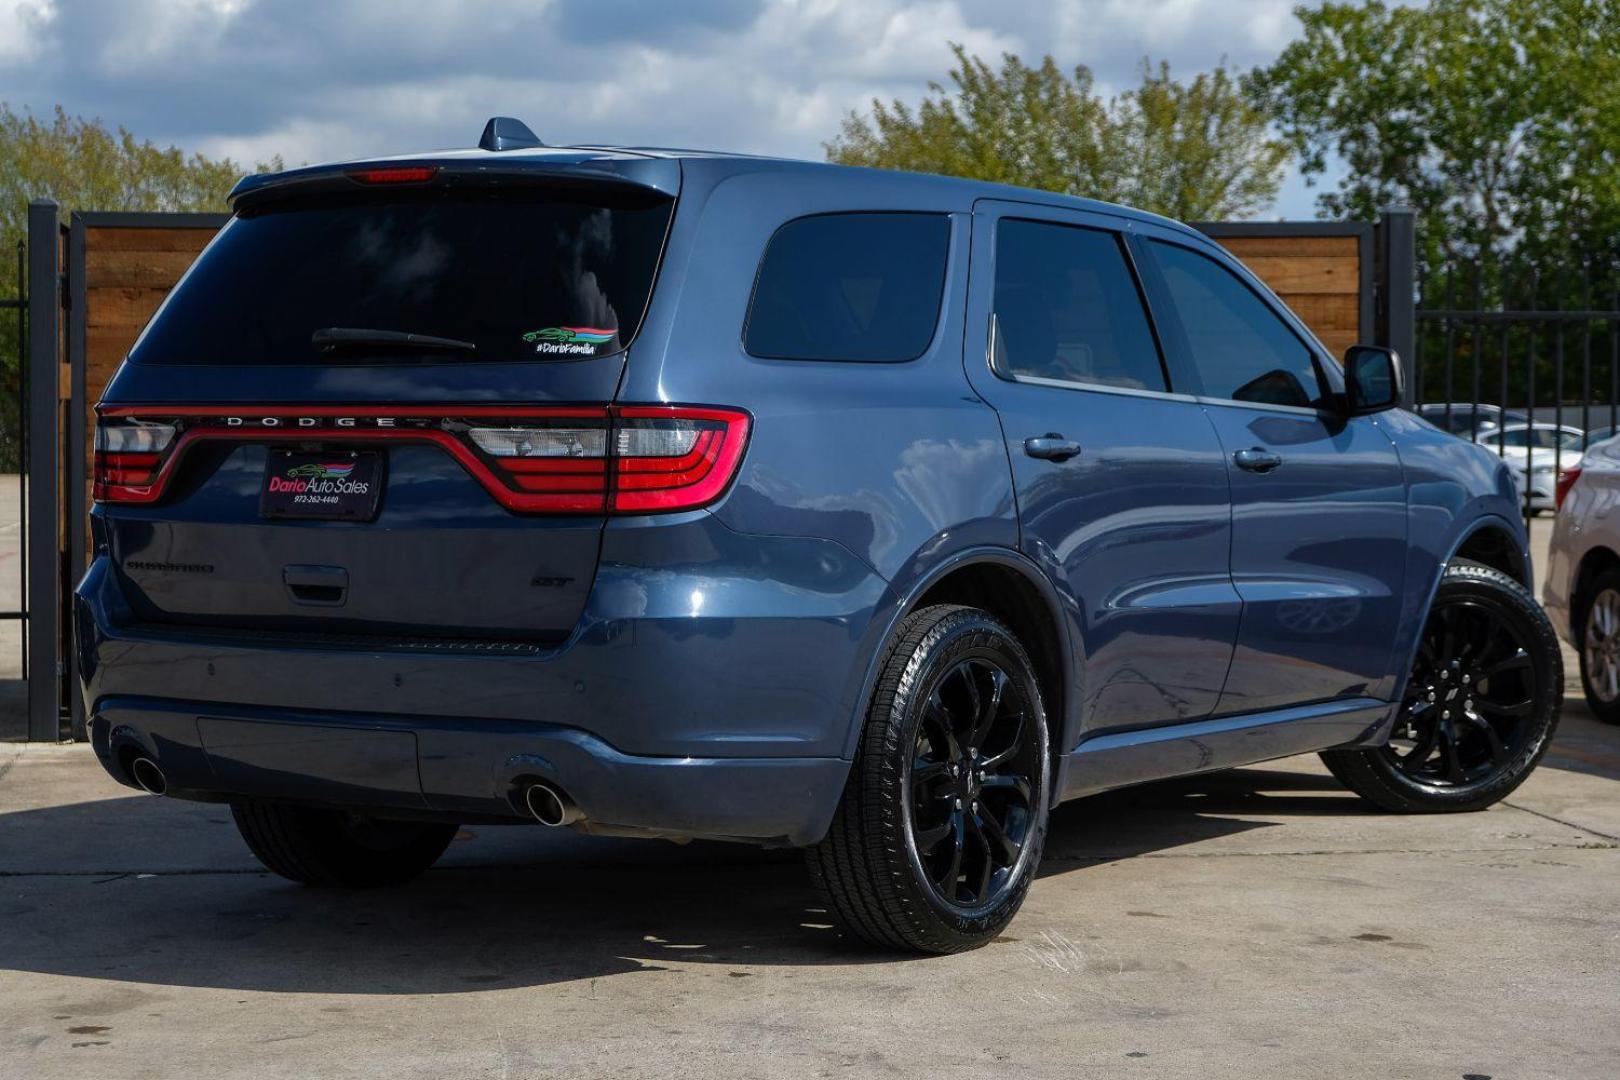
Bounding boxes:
[94,405,751,515]
[1556,465,1583,509]
[473,421,613,512]
[346,166,439,185]
[610,406,750,512]
[93,420,176,503]
[469,406,750,513]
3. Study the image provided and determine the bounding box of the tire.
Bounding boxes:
[1322,561,1562,812]
[807,604,1051,954]
[1574,567,1620,725]
[230,799,457,888]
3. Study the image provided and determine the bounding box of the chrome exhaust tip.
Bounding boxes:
[523,782,581,827]
[129,756,167,796]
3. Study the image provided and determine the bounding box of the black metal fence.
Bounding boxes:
[1415,258,1620,527]
[0,238,28,686]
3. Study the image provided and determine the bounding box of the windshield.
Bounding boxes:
[130,186,674,365]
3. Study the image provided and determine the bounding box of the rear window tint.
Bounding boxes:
[130,187,673,365]
[744,212,949,362]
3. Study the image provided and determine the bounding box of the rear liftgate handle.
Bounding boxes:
[1233,447,1283,474]
[1024,433,1084,462]
[284,564,349,607]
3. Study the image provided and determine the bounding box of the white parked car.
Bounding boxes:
[1543,432,1620,723]
[1477,423,1585,514]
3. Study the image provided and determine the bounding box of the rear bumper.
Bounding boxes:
[89,699,848,845]
[76,516,891,845]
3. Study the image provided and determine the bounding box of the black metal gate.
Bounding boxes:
[1,234,28,728]
[1415,260,1620,528]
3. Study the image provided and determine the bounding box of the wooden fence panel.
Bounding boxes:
[1205,228,1372,360]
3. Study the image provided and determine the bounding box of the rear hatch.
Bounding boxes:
[95,155,678,645]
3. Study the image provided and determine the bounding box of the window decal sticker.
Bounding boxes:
[522,326,618,356]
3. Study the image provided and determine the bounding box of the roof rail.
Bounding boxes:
[479,117,544,152]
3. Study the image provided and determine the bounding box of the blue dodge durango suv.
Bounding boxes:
[79,119,1562,953]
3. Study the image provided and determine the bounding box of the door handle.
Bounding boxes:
[1233,447,1283,473]
[1024,434,1083,462]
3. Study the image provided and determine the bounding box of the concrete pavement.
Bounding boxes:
[1,707,1617,1079]
[3,517,1617,1077]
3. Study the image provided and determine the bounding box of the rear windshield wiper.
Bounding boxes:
[312,327,477,355]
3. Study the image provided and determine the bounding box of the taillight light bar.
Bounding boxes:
[93,405,751,515]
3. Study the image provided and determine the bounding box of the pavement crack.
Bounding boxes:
[1500,800,1620,843]
[1040,842,1619,863]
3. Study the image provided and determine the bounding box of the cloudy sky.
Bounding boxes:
[0,0,1341,218]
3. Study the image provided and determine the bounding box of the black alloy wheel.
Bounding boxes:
[1383,597,1538,785]
[1323,562,1562,812]
[907,657,1041,912]
[808,604,1051,953]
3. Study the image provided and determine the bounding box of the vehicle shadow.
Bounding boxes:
[0,764,1375,996]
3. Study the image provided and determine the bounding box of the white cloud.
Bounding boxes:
[0,0,54,63]
[0,0,1323,215]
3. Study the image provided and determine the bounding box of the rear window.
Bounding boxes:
[743,212,949,362]
[130,187,674,365]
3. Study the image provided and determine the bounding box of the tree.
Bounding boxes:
[1247,0,1620,271]
[827,44,1290,221]
[0,105,277,465]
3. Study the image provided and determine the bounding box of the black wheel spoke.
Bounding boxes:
[979,712,1026,768]
[957,667,983,738]
[1478,697,1533,719]
[970,668,1009,747]
[915,818,953,852]
[1398,721,1440,775]
[965,816,995,905]
[1438,724,1466,783]
[934,810,966,897]
[924,692,963,761]
[1485,651,1531,680]
[976,806,1021,865]
[979,773,1033,806]
[1460,712,1508,764]
[912,758,949,786]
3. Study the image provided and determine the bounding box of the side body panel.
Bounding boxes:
[617,161,1024,756]
[958,200,1240,741]
[1335,381,1528,704]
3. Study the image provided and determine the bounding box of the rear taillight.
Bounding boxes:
[93,420,176,503]
[1556,465,1583,509]
[93,405,750,515]
[467,406,749,513]
[610,407,751,512]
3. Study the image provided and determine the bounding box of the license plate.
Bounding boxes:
[260,450,383,521]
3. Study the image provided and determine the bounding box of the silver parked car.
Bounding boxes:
[1544,432,1620,723]
[1478,423,1585,514]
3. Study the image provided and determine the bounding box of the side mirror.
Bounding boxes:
[1344,345,1403,414]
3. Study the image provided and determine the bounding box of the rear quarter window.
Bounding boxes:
[743,212,950,363]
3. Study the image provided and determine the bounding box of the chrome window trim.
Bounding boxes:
[998,369,1199,405]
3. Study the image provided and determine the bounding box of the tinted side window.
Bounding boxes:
[744,213,949,362]
[992,220,1166,392]
[1148,240,1325,408]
